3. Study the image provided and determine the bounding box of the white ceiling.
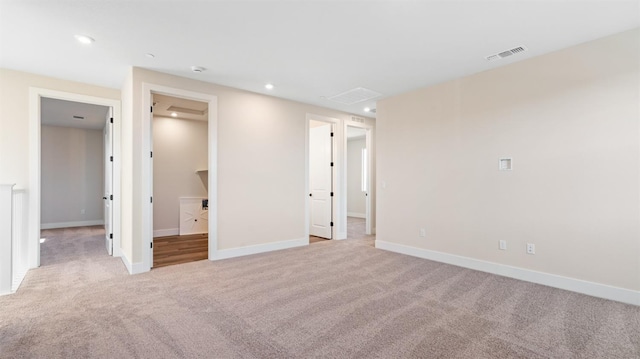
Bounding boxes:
[41,98,109,130]
[1,1,638,117]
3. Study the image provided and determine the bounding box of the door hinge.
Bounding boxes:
[150,197,153,203]
[330,162,334,167]
[330,192,334,197]
[150,106,153,113]
[109,233,113,239]
[150,151,153,158]
[110,194,113,200]
[330,132,334,137]
[110,117,113,124]
[110,156,113,162]
[150,242,153,248]
[330,222,334,227]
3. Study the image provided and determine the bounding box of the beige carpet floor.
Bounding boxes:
[1,226,639,358]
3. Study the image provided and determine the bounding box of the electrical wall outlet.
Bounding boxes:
[526,243,535,254]
[419,228,426,238]
[499,240,507,250]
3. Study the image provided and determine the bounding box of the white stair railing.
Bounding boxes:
[0,184,30,295]
[11,189,28,292]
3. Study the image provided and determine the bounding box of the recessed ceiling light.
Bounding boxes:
[265,83,274,90]
[364,107,371,112]
[171,112,177,117]
[74,35,94,45]
[145,53,155,58]
[191,66,206,73]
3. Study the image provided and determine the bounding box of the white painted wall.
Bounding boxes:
[120,69,134,263]
[152,116,208,235]
[125,67,375,264]
[0,67,376,272]
[41,125,104,228]
[376,29,640,293]
[0,69,119,186]
[347,137,366,217]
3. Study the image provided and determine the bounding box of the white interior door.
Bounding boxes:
[309,122,333,239]
[104,108,113,255]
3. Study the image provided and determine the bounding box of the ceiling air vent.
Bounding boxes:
[486,46,527,62]
[72,115,85,120]
[328,87,382,105]
[351,116,365,123]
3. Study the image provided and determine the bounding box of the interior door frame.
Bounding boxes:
[141,83,218,272]
[104,107,114,255]
[29,88,122,268]
[343,122,374,235]
[305,114,345,241]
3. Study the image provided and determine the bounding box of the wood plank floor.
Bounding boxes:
[153,233,208,268]
[309,235,327,243]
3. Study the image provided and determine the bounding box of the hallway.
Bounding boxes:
[38,225,128,281]
[310,217,375,246]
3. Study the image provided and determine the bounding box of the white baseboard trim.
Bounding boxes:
[347,212,366,219]
[11,267,28,293]
[120,252,145,275]
[375,240,640,306]
[153,228,179,237]
[131,262,145,274]
[211,237,307,261]
[112,245,122,258]
[41,220,104,229]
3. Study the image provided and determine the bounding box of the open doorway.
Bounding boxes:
[346,126,367,239]
[150,93,209,268]
[345,123,373,242]
[142,84,217,273]
[39,97,113,265]
[28,88,121,274]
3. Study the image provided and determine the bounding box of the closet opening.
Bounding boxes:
[150,93,209,268]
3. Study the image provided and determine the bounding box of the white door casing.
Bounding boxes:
[104,108,113,255]
[29,88,122,270]
[149,94,154,267]
[142,83,218,273]
[344,123,374,236]
[309,122,333,239]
